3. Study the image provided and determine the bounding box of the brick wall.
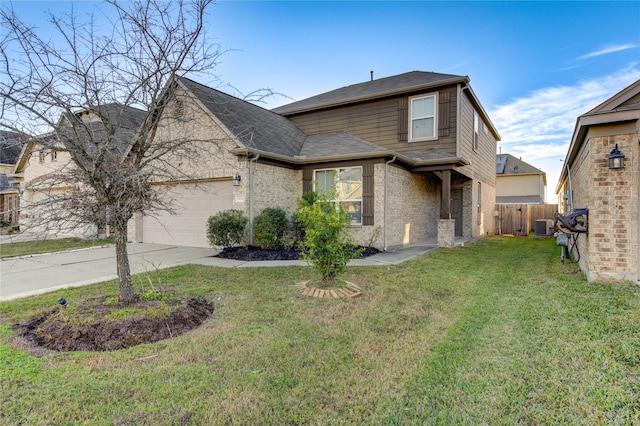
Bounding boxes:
[565,128,639,281]
[381,164,438,248]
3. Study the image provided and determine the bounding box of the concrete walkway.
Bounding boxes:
[0,239,467,301]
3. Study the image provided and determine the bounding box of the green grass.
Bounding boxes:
[1,236,639,424]
[0,237,114,259]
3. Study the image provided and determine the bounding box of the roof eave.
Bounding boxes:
[276,76,470,116]
[556,108,640,193]
[230,147,470,168]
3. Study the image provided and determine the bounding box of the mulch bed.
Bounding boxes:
[12,296,214,352]
[216,245,380,261]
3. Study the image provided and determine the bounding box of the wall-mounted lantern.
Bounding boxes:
[233,173,242,186]
[608,144,625,170]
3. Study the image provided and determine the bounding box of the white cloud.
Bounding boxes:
[490,65,640,198]
[579,43,638,60]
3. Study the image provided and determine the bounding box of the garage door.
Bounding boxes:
[142,182,234,248]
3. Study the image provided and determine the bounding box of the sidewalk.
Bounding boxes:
[1,239,467,301]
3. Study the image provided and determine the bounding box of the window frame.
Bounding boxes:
[408,93,438,142]
[313,166,363,226]
[473,111,479,151]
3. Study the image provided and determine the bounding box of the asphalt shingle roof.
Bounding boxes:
[299,132,388,159]
[496,154,544,175]
[178,77,307,158]
[272,71,467,115]
[0,131,27,165]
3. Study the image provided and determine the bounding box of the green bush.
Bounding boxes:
[206,209,248,249]
[295,192,361,283]
[253,207,290,249]
[291,192,319,242]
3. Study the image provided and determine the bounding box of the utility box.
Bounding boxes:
[535,219,554,236]
[556,233,569,247]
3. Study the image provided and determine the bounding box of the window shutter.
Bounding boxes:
[362,163,374,226]
[398,98,408,141]
[438,91,450,137]
[303,168,313,193]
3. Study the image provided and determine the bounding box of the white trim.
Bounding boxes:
[408,92,438,142]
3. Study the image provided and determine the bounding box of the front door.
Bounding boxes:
[451,189,462,236]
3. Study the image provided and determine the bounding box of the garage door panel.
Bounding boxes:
[142,182,234,248]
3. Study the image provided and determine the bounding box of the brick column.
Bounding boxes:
[438,219,455,248]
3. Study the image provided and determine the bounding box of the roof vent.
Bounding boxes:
[370,70,374,81]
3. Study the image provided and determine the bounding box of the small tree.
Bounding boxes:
[253,207,290,249]
[295,192,360,283]
[206,210,248,249]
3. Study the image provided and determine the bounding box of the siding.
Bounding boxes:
[287,86,459,155]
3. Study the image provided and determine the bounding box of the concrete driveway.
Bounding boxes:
[0,244,216,301]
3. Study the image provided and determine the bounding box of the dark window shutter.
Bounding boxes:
[398,98,408,141]
[303,168,313,193]
[362,163,374,226]
[438,91,450,137]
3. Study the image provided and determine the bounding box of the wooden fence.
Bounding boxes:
[495,204,558,236]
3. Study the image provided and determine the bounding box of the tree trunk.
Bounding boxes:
[114,223,135,303]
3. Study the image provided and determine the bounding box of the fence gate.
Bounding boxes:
[495,204,558,236]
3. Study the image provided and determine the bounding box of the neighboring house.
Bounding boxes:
[496,153,546,204]
[127,71,500,249]
[556,79,640,282]
[13,104,146,238]
[0,131,26,226]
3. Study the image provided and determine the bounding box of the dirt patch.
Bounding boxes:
[217,245,380,261]
[12,296,214,352]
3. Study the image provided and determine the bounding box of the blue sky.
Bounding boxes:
[5,1,640,200]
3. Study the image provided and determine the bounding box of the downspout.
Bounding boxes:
[249,153,260,245]
[383,155,397,251]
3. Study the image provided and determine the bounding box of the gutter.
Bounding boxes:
[248,153,260,245]
[229,147,469,168]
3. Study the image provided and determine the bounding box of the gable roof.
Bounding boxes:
[272,71,468,115]
[497,154,545,176]
[177,77,307,158]
[557,79,640,192]
[177,73,478,168]
[0,131,27,165]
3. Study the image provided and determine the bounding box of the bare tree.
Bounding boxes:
[0,0,230,303]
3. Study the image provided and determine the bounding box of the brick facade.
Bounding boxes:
[559,129,639,282]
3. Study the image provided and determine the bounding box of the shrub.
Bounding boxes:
[253,207,290,249]
[291,191,319,243]
[295,192,361,283]
[206,209,248,249]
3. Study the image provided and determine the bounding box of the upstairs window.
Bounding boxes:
[314,167,363,225]
[38,151,46,163]
[473,112,479,151]
[409,93,438,141]
[51,149,58,162]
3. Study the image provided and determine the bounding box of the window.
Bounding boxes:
[39,151,46,163]
[314,167,363,225]
[473,112,479,151]
[51,149,58,162]
[409,94,437,141]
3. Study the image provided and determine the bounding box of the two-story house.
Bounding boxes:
[127,71,500,249]
[496,153,546,204]
[0,131,26,226]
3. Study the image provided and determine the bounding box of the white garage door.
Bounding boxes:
[142,182,234,248]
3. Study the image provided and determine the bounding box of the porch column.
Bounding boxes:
[438,170,455,247]
[440,170,451,219]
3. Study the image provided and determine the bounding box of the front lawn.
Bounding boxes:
[0,237,114,259]
[1,236,638,424]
